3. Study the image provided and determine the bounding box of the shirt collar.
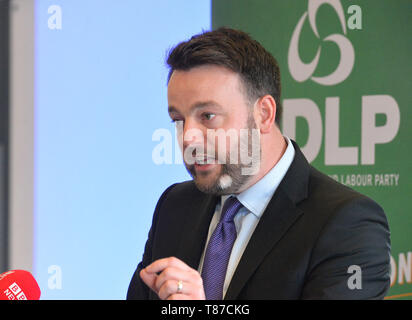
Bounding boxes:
[225,136,295,218]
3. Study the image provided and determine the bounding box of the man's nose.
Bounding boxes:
[182,119,205,150]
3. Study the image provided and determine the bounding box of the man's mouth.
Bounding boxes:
[193,155,217,171]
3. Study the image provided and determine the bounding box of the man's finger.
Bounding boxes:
[167,294,189,300]
[154,267,193,292]
[158,279,188,300]
[139,268,158,293]
[145,257,191,274]
[140,257,205,300]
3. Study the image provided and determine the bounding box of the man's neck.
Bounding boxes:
[235,131,287,194]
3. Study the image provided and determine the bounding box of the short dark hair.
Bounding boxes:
[166,27,282,125]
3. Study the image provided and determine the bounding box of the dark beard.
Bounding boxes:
[184,115,259,195]
[186,160,251,195]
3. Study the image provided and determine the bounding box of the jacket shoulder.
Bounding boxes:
[307,166,382,212]
[300,166,391,299]
[158,180,204,205]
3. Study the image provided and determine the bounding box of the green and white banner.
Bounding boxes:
[213,0,411,299]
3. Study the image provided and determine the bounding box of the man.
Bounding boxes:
[127,28,390,300]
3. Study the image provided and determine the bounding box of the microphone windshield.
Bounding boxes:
[0,270,41,300]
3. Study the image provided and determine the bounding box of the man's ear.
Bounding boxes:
[254,95,277,134]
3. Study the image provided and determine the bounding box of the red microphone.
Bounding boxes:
[0,270,41,300]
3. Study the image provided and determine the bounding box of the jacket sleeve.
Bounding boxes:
[301,196,391,299]
[126,184,177,300]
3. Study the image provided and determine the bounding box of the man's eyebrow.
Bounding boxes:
[191,101,222,110]
[168,101,222,114]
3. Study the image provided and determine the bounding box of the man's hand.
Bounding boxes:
[140,257,206,300]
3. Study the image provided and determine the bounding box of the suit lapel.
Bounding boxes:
[224,188,303,299]
[176,192,219,270]
[225,141,310,299]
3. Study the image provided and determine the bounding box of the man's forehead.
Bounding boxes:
[167,66,250,112]
[167,66,244,103]
[168,65,241,85]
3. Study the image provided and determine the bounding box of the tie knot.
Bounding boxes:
[220,196,242,222]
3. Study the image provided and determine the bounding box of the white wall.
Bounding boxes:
[10,0,211,299]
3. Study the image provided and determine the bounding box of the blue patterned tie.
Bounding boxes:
[201,196,243,300]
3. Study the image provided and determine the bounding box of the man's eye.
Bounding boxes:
[203,113,216,121]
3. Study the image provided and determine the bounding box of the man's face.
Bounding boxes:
[167,65,260,195]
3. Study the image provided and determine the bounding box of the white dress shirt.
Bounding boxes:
[198,137,295,298]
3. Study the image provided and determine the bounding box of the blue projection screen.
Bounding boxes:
[33,0,210,299]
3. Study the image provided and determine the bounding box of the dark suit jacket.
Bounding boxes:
[127,141,391,299]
